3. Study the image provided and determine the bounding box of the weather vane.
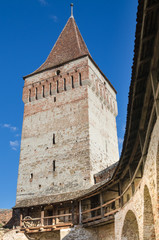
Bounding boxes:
[70,3,74,17]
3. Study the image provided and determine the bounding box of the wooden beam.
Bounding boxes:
[107,189,119,193]
[139,57,151,65]
[118,181,123,207]
[41,207,44,226]
[79,200,82,224]
[150,70,159,117]
[72,202,75,225]
[138,130,145,153]
[145,3,159,13]
[20,210,23,227]
[82,215,102,223]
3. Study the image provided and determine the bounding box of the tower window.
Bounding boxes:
[29,89,31,102]
[54,97,56,102]
[53,160,56,171]
[71,76,74,89]
[53,134,55,144]
[35,87,38,100]
[42,85,45,98]
[79,73,82,86]
[30,173,33,182]
[57,80,59,93]
[64,78,66,91]
[50,83,52,95]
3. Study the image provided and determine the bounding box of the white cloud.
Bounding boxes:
[122,124,126,132]
[1,123,18,131]
[38,0,48,5]
[10,140,19,151]
[118,137,123,144]
[15,134,20,137]
[50,15,58,22]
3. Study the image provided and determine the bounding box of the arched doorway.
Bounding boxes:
[121,210,139,240]
[143,185,155,240]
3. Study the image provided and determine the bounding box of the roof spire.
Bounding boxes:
[70,3,74,18]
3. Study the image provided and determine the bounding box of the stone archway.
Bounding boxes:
[121,210,139,240]
[143,185,156,240]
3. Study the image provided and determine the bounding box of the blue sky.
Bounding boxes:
[0,0,138,209]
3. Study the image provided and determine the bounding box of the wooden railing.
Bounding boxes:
[22,213,73,231]
[81,197,120,224]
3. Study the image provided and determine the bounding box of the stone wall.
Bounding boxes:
[0,210,12,227]
[115,117,159,240]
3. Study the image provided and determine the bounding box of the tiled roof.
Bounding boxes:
[32,17,90,75]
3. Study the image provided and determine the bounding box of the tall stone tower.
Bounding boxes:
[16,9,119,204]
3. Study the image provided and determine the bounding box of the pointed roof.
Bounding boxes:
[31,17,90,76]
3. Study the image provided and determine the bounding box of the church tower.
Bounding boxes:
[16,6,119,204]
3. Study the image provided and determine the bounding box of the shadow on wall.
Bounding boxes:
[121,210,139,240]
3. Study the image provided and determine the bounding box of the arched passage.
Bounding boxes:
[121,210,139,240]
[143,185,155,240]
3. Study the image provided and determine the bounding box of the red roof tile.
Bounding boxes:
[32,17,90,75]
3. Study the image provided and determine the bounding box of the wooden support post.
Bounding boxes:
[20,209,23,227]
[100,192,104,218]
[72,201,75,225]
[138,130,145,153]
[129,165,135,195]
[150,70,159,117]
[41,207,44,226]
[129,165,132,180]
[132,182,135,195]
[79,200,82,224]
[155,99,159,117]
[118,181,123,207]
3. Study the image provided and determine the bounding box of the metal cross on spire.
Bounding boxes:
[70,3,74,18]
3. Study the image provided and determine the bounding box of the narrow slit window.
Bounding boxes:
[50,83,52,95]
[53,160,56,171]
[29,89,31,102]
[79,73,82,86]
[53,134,55,144]
[35,87,38,100]
[54,97,56,102]
[71,76,74,89]
[42,85,45,98]
[30,173,33,182]
[64,78,66,91]
[57,80,59,93]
